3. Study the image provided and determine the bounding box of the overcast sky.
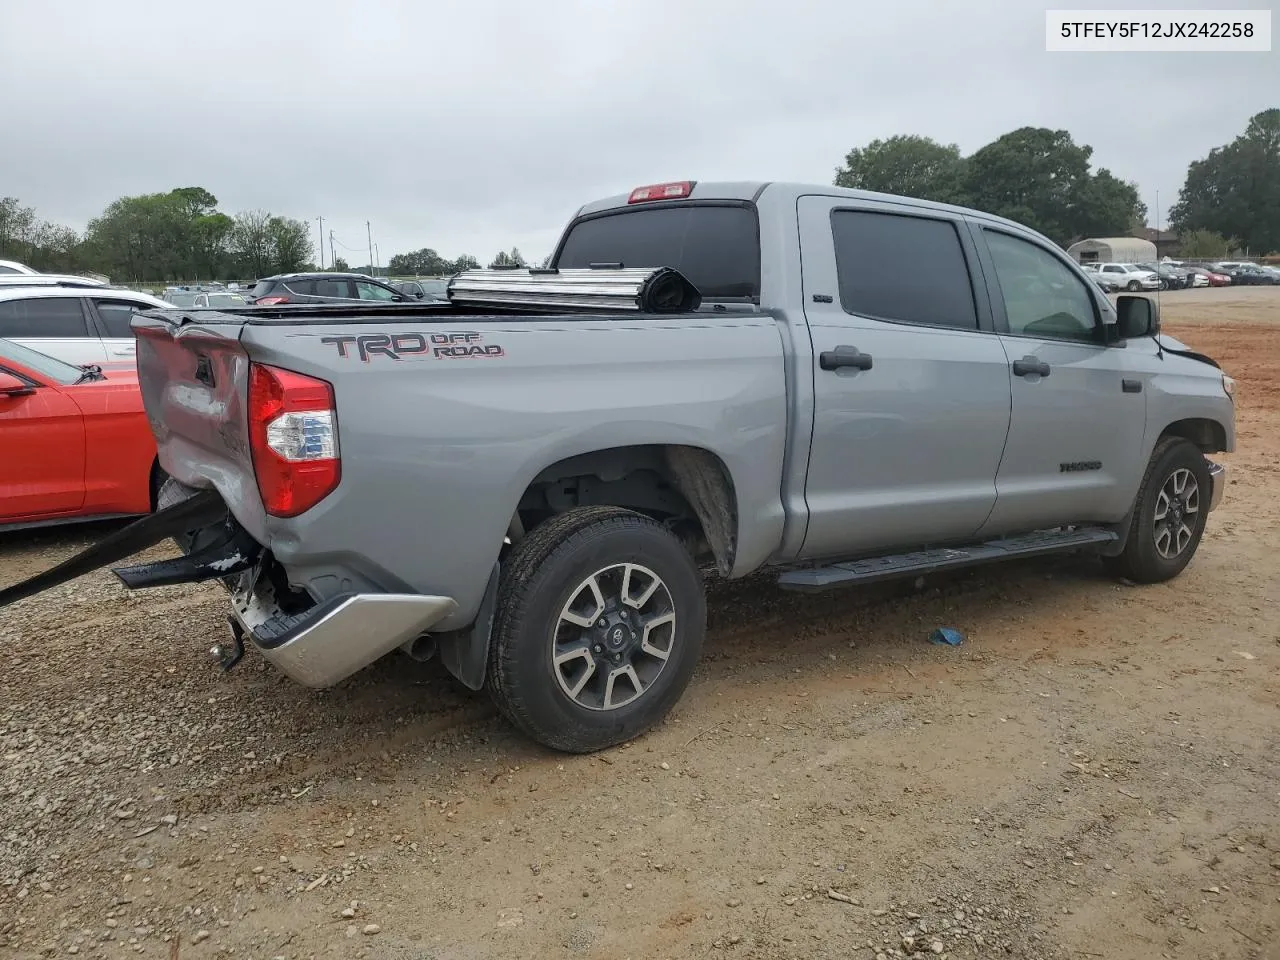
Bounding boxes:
[1,0,1275,266]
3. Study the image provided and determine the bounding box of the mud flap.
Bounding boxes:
[437,561,499,691]
[0,489,225,609]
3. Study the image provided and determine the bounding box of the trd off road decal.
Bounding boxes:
[319,331,505,362]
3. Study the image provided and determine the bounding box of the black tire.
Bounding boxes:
[486,506,706,753]
[1127,280,1142,292]
[1104,438,1212,584]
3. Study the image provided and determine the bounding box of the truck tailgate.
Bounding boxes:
[133,313,270,541]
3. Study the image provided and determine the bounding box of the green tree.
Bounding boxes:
[388,247,454,275]
[1177,228,1233,259]
[507,247,527,267]
[450,254,480,272]
[330,255,350,272]
[959,127,1143,246]
[266,216,313,274]
[1169,108,1280,254]
[489,250,517,269]
[833,134,966,203]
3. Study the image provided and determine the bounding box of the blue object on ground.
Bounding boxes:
[929,627,965,646]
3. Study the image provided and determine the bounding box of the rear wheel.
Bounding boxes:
[486,506,706,753]
[1104,438,1212,584]
[1127,280,1142,291]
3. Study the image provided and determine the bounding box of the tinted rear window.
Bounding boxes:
[831,210,978,331]
[0,296,89,338]
[555,203,760,300]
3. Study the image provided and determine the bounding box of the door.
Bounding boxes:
[0,296,107,365]
[970,224,1148,534]
[0,371,87,520]
[796,197,1013,560]
[88,297,151,360]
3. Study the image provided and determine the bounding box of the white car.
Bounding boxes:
[0,259,38,275]
[0,285,173,366]
[1094,262,1161,292]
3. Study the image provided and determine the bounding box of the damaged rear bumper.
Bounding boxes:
[229,583,457,688]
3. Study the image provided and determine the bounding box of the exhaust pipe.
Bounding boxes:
[399,635,438,662]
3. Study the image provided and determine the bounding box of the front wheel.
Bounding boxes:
[1127,280,1143,291]
[1104,438,1212,584]
[486,506,707,753]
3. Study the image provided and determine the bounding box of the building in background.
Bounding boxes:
[1065,236,1159,264]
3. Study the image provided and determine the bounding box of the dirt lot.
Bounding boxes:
[2,287,1278,960]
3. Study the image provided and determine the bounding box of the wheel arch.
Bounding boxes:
[513,443,740,576]
[1157,417,1228,454]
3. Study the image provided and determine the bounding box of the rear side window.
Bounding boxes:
[555,204,760,300]
[250,280,277,299]
[831,210,978,331]
[313,278,353,298]
[0,297,90,338]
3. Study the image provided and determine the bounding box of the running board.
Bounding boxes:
[776,527,1119,593]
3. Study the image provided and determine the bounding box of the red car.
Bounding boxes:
[0,339,161,531]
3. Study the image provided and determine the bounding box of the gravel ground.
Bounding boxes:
[2,287,1278,960]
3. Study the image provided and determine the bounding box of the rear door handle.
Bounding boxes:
[819,346,873,371]
[1122,378,1142,393]
[1011,357,1051,378]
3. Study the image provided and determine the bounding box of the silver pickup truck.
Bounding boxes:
[1,180,1236,753]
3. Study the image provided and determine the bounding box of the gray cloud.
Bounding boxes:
[1,0,1274,264]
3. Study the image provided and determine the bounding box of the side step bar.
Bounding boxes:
[776,527,1119,593]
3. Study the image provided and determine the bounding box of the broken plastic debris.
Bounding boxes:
[929,627,965,647]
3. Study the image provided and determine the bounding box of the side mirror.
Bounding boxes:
[0,371,35,397]
[1115,295,1159,339]
[413,290,424,299]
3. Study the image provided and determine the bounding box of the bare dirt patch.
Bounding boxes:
[3,288,1279,960]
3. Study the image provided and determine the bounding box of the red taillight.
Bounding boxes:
[247,363,340,518]
[627,181,694,204]
[256,296,289,305]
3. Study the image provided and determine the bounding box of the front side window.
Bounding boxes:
[0,297,89,338]
[984,230,1098,343]
[93,299,154,337]
[831,210,978,330]
[356,281,398,301]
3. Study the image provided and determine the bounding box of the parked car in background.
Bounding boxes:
[1094,263,1160,292]
[249,272,410,305]
[0,286,174,365]
[0,259,39,275]
[1232,264,1277,286]
[1210,263,1268,286]
[1136,263,1189,290]
[1184,267,1230,287]
[1079,264,1121,293]
[193,291,251,308]
[0,338,161,530]
[0,274,108,289]
[393,278,450,301]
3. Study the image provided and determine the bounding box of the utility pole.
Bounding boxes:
[329,230,336,269]
[316,216,324,269]
[366,221,374,277]
[374,243,380,277]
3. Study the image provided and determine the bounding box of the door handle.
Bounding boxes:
[819,346,873,371]
[1122,378,1142,393]
[1011,357,1051,378]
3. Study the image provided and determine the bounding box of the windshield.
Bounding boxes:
[167,292,198,307]
[555,203,761,300]
[0,337,84,386]
[422,280,448,297]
